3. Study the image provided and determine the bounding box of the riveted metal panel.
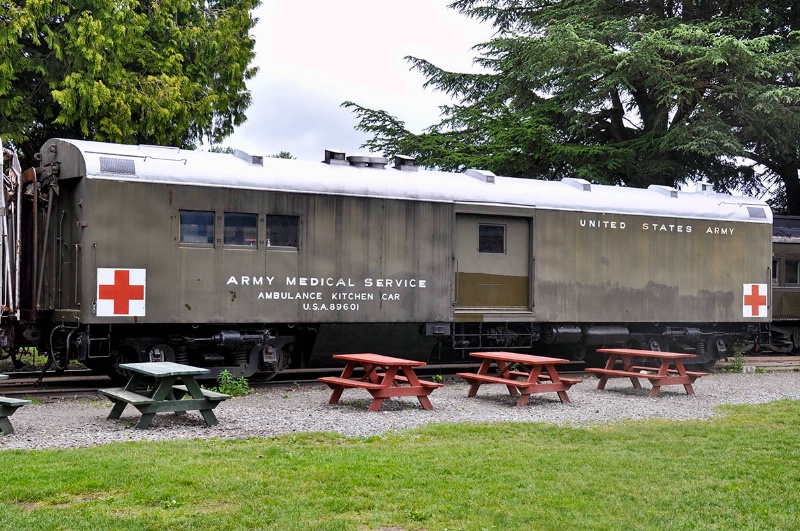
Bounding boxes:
[77,180,452,324]
[532,210,772,323]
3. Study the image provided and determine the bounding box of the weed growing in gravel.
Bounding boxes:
[726,351,746,373]
[204,370,251,397]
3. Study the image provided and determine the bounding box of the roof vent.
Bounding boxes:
[323,149,347,165]
[345,154,387,169]
[465,168,495,184]
[233,149,263,166]
[697,181,712,192]
[346,154,370,167]
[648,185,679,198]
[562,178,591,191]
[747,206,767,219]
[366,156,387,169]
[99,157,136,175]
[394,155,418,171]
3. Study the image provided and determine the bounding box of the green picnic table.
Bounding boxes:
[99,362,230,429]
[0,374,31,435]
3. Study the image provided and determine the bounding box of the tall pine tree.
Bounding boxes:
[345,1,800,212]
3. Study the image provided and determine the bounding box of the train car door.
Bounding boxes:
[453,214,531,310]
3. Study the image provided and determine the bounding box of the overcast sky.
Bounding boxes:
[224,1,494,161]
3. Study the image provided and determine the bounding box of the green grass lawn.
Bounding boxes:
[1,400,798,530]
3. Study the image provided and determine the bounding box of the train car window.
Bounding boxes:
[787,260,800,286]
[773,259,779,284]
[478,224,506,254]
[266,215,299,248]
[179,210,214,245]
[224,212,258,247]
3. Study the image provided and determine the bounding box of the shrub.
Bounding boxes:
[208,370,251,397]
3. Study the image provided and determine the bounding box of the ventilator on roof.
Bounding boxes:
[394,155,418,171]
[323,149,347,165]
[465,168,495,184]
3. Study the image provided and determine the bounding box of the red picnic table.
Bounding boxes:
[456,351,582,407]
[586,348,708,397]
[318,353,443,412]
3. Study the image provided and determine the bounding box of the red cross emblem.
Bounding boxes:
[743,283,768,318]
[97,268,146,316]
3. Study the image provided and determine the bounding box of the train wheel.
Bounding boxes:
[251,344,289,382]
[687,338,723,371]
[792,332,800,355]
[572,344,586,361]
[629,338,661,368]
[768,325,794,353]
[0,325,24,369]
[99,346,140,384]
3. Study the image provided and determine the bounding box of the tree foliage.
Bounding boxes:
[344,0,800,213]
[1,0,260,162]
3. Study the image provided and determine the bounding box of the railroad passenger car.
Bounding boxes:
[0,138,773,377]
[768,215,800,353]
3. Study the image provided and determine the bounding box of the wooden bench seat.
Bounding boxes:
[456,373,539,388]
[0,396,33,435]
[628,366,708,377]
[172,385,231,401]
[98,387,156,406]
[586,368,705,380]
[317,376,385,390]
[507,370,582,385]
[459,372,582,387]
[536,375,583,385]
[385,374,445,388]
[586,368,665,380]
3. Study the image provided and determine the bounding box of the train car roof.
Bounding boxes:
[44,138,772,223]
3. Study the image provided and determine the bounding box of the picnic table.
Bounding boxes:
[318,353,443,412]
[456,351,582,406]
[0,374,31,435]
[586,348,708,397]
[99,362,230,429]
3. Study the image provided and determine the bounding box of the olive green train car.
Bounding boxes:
[0,139,772,377]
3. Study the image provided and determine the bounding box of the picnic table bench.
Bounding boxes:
[99,362,230,429]
[0,374,31,435]
[318,353,444,411]
[586,348,708,397]
[457,351,582,406]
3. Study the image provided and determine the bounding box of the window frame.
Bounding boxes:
[787,259,800,286]
[266,214,300,250]
[179,209,215,246]
[478,223,506,254]
[223,212,258,248]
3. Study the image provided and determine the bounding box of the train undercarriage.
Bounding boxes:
[0,318,767,380]
[448,321,765,369]
[761,322,800,354]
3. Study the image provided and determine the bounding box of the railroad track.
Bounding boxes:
[1,355,798,399]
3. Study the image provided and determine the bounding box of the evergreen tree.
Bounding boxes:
[344,1,800,212]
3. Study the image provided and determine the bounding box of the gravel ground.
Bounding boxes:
[2,371,799,451]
